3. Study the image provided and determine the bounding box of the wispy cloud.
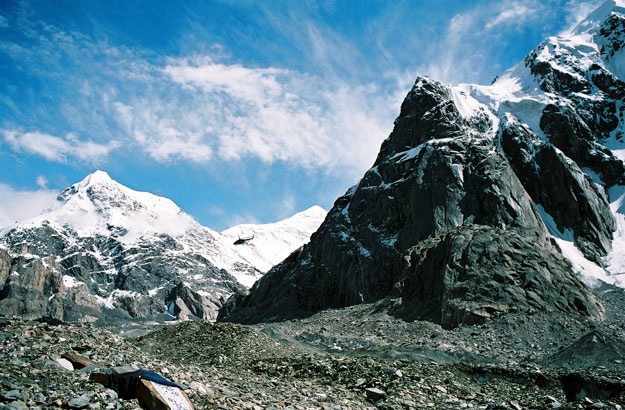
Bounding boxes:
[0,6,399,178]
[0,183,58,229]
[414,0,593,85]
[36,175,48,189]
[1,130,121,163]
[107,55,397,176]
[563,0,604,29]
[484,2,541,30]
[278,193,296,220]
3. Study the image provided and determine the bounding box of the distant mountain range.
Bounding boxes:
[220,0,625,327]
[0,170,326,322]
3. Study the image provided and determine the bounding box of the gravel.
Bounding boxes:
[1,284,625,409]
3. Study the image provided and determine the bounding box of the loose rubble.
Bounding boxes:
[2,284,625,409]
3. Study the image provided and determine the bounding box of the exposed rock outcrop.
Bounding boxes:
[0,225,243,323]
[165,282,223,320]
[500,116,615,263]
[220,1,625,329]
[220,76,606,327]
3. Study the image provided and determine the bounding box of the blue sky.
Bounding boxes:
[0,0,602,230]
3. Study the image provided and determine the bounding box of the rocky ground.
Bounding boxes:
[2,283,625,409]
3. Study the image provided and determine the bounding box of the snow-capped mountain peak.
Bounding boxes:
[23,170,198,243]
[0,171,326,322]
[452,1,625,290]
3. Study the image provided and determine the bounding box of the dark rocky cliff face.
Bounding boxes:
[221,6,625,328]
[0,225,243,323]
[500,116,615,263]
[220,75,607,328]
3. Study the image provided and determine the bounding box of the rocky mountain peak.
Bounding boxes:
[0,173,325,323]
[219,2,625,328]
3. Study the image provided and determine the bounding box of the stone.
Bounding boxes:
[220,73,604,328]
[68,393,92,409]
[56,357,74,371]
[6,401,28,410]
[3,390,22,400]
[365,387,386,402]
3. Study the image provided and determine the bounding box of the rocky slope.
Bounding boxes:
[220,1,625,328]
[2,281,625,409]
[0,171,325,323]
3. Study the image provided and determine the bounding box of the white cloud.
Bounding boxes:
[2,129,121,163]
[0,183,58,229]
[0,15,8,29]
[416,0,569,85]
[163,57,285,101]
[36,175,48,189]
[110,56,397,177]
[563,1,603,29]
[134,129,213,163]
[485,2,540,30]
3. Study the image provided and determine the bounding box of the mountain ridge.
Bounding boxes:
[219,0,625,327]
[0,170,326,322]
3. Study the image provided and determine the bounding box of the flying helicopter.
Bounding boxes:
[233,234,254,245]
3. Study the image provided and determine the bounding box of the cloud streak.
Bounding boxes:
[2,130,121,163]
[484,2,541,31]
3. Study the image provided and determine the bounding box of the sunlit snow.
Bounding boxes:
[221,205,327,274]
[62,275,83,289]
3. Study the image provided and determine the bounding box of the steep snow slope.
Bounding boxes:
[221,206,327,286]
[452,0,625,289]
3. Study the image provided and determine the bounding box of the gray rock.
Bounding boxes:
[3,390,22,400]
[0,221,243,323]
[365,387,386,402]
[500,116,615,263]
[68,393,92,409]
[6,401,28,410]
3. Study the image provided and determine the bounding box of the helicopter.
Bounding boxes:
[233,234,254,245]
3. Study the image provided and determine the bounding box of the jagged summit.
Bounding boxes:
[220,2,625,327]
[464,0,625,145]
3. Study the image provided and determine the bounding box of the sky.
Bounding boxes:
[0,0,603,230]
